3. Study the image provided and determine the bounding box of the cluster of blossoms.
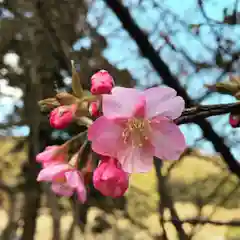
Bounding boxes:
[37,69,187,203]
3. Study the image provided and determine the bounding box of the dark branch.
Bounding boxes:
[164,217,240,226]
[103,0,240,178]
[176,102,240,124]
[34,0,72,73]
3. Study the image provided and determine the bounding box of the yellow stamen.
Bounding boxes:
[122,118,151,147]
[54,176,66,183]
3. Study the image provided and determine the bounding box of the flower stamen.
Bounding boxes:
[122,118,151,147]
[54,176,66,183]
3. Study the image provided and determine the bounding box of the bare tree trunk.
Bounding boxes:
[21,28,42,240]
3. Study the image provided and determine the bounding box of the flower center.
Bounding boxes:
[54,175,66,183]
[122,118,151,147]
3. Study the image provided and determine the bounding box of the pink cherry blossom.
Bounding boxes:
[93,157,129,198]
[37,163,86,203]
[229,114,240,128]
[91,70,115,95]
[88,86,186,173]
[36,146,66,167]
[49,104,77,129]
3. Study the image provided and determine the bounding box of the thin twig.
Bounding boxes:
[163,217,240,226]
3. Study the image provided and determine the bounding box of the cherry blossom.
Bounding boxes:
[88,86,186,173]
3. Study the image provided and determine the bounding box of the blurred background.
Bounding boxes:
[0,0,240,239]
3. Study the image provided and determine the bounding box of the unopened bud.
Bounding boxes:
[49,104,77,129]
[91,70,114,95]
[93,157,129,198]
[229,114,240,128]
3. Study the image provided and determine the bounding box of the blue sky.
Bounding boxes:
[1,0,240,158]
[74,0,240,157]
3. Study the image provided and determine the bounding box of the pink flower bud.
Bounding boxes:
[89,101,101,117]
[90,70,114,95]
[36,146,65,167]
[49,104,77,129]
[93,157,129,198]
[229,114,240,128]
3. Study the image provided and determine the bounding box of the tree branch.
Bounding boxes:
[34,0,72,73]
[163,217,240,226]
[176,102,240,124]
[103,0,240,178]
[0,121,25,129]
[125,213,240,228]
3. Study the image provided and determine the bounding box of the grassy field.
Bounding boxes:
[127,153,240,239]
[0,138,240,239]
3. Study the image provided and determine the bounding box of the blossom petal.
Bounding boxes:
[37,164,69,182]
[76,186,87,203]
[51,182,74,197]
[65,170,87,202]
[145,86,177,100]
[150,117,186,160]
[144,86,185,119]
[117,143,154,173]
[36,146,56,162]
[102,87,142,119]
[65,170,83,189]
[88,116,124,157]
[36,146,65,165]
[42,160,64,168]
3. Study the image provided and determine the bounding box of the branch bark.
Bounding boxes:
[34,0,72,73]
[103,0,240,178]
[175,102,240,124]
